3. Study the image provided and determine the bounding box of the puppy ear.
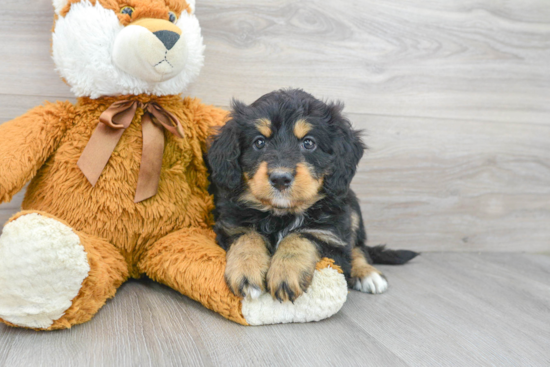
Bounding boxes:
[324,103,365,197]
[231,99,248,116]
[207,119,242,192]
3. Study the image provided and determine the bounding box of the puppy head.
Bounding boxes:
[51,0,203,98]
[208,89,365,214]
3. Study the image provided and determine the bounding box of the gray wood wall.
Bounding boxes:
[1,0,549,252]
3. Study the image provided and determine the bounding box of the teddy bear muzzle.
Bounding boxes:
[112,18,189,83]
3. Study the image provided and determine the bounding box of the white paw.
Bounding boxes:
[353,272,388,294]
[243,285,264,300]
[0,214,90,329]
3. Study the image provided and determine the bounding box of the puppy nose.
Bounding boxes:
[153,30,180,50]
[269,172,294,191]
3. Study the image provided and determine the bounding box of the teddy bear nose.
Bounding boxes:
[153,30,180,50]
[269,172,294,191]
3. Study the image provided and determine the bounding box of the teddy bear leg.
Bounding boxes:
[0,211,129,330]
[139,228,348,326]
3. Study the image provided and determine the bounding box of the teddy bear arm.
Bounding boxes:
[139,228,349,326]
[138,227,249,325]
[0,102,73,204]
[202,104,230,130]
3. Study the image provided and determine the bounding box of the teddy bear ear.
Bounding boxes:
[187,0,196,13]
[52,0,70,16]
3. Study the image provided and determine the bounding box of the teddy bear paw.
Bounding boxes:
[241,264,348,325]
[0,213,90,329]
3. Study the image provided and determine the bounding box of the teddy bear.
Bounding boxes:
[0,0,348,330]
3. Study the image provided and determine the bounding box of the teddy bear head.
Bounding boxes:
[52,0,204,99]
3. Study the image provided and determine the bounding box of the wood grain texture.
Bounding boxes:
[0,0,549,252]
[0,253,549,367]
[2,0,550,122]
[352,113,550,252]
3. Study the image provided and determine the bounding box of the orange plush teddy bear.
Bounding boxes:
[0,0,348,330]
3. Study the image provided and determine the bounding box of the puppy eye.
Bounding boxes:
[302,137,316,151]
[120,6,134,17]
[253,137,266,150]
[168,11,178,23]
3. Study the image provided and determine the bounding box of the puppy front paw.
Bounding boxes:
[266,261,315,302]
[225,271,265,299]
[266,234,319,302]
[225,232,271,299]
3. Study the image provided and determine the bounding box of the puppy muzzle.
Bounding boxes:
[269,171,294,192]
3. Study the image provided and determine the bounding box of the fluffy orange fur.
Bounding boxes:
[0,0,342,329]
[0,95,255,329]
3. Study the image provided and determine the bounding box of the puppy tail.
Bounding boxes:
[367,245,419,265]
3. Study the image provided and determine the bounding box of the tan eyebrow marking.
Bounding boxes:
[255,118,272,137]
[294,119,313,139]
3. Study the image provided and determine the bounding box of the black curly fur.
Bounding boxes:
[208,89,418,283]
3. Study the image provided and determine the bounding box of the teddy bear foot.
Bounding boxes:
[0,213,90,329]
[240,261,348,325]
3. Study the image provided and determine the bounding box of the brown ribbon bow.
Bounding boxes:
[77,100,185,203]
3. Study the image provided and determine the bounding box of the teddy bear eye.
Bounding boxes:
[120,6,134,17]
[168,11,178,23]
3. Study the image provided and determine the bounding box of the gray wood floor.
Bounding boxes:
[1,0,549,251]
[0,253,548,367]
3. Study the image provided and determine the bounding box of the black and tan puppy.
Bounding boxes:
[208,89,418,302]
